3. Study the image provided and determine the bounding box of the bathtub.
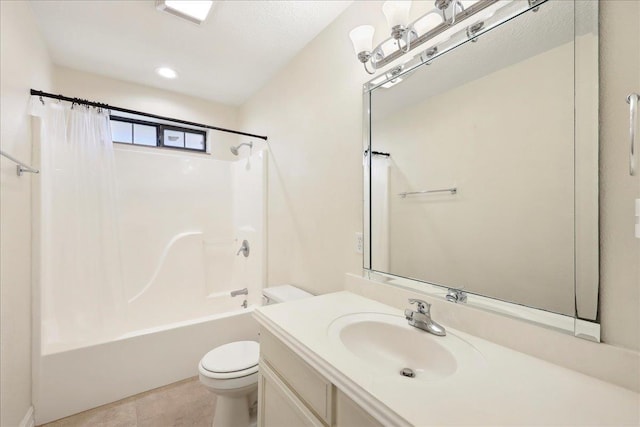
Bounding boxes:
[33,306,259,425]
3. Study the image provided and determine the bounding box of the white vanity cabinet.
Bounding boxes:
[258,328,384,427]
[254,292,640,426]
[258,362,324,427]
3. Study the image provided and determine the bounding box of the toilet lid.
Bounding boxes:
[201,341,259,373]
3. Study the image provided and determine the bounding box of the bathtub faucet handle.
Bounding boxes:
[237,240,250,257]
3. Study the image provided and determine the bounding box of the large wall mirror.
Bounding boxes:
[364,0,599,337]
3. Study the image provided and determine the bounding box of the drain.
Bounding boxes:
[400,368,415,378]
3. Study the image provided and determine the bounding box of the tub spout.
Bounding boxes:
[231,288,248,297]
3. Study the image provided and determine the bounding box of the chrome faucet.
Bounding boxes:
[446,288,467,304]
[404,298,446,336]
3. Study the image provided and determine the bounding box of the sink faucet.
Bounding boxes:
[404,298,446,336]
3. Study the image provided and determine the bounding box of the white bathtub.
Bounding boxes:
[33,307,259,425]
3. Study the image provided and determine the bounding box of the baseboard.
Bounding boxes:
[19,406,35,427]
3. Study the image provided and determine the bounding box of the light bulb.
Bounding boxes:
[382,1,412,28]
[156,67,178,79]
[412,11,444,36]
[349,25,375,55]
[460,0,479,10]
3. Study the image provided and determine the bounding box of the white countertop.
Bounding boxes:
[254,291,640,426]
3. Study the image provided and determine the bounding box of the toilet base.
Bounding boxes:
[212,394,249,427]
[206,382,257,427]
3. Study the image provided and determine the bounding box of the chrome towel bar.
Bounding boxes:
[399,187,457,198]
[0,150,39,176]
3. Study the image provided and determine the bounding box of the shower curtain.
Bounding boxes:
[371,155,390,271]
[31,99,124,348]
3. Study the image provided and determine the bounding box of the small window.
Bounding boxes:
[185,132,205,150]
[109,116,207,152]
[134,123,158,146]
[163,129,185,148]
[111,120,133,144]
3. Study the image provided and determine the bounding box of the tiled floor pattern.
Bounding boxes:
[39,377,216,427]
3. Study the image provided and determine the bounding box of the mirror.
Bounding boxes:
[364,0,599,328]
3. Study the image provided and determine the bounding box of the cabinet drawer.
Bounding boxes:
[260,329,332,425]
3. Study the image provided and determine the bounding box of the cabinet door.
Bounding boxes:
[335,390,384,427]
[260,329,332,424]
[258,362,324,427]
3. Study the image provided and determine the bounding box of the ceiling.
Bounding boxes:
[29,0,352,106]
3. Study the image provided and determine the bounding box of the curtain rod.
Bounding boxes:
[30,89,268,141]
[364,149,390,157]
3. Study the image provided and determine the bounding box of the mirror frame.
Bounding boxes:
[362,0,600,341]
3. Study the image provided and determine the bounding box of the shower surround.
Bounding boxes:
[32,142,266,424]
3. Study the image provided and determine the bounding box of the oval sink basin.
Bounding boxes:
[327,312,485,382]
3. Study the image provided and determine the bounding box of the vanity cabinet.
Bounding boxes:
[258,328,384,427]
[334,390,384,427]
[259,362,324,427]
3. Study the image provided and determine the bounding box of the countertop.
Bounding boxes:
[254,291,640,426]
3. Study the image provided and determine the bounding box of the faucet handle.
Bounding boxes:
[446,288,467,304]
[408,298,431,314]
[404,308,415,320]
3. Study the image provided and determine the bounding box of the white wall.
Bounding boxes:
[239,2,387,296]
[598,0,640,351]
[0,2,52,426]
[240,1,640,352]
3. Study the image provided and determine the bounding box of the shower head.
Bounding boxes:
[230,141,253,156]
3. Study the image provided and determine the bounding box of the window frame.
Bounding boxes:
[109,115,207,153]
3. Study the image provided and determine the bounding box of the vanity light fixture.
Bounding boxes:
[156,67,178,79]
[350,0,546,75]
[380,65,405,88]
[156,0,214,25]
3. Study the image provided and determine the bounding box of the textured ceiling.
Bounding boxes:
[29,0,352,106]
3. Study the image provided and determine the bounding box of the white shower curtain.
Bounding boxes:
[371,155,390,271]
[31,99,124,348]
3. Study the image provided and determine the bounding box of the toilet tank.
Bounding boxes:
[262,285,313,305]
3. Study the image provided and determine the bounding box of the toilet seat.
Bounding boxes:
[199,363,258,380]
[199,340,259,381]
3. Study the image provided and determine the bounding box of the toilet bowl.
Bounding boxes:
[198,285,313,427]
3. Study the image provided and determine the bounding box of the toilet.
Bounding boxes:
[198,285,313,427]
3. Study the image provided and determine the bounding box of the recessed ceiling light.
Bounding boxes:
[156,1,214,25]
[156,67,178,79]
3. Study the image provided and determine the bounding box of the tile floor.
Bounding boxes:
[40,377,216,427]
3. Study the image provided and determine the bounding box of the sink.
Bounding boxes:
[327,312,485,381]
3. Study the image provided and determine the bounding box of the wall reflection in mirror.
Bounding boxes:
[366,0,599,320]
